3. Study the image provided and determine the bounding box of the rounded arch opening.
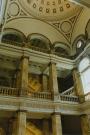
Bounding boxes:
[54,42,70,57]
[28,33,51,51]
[2,28,26,46]
[85,19,90,39]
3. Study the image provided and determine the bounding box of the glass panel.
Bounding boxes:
[79,57,90,72]
[81,68,90,94]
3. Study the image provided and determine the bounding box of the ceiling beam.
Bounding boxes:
[69,0,90,8]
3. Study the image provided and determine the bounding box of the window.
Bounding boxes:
[79,57,90,94]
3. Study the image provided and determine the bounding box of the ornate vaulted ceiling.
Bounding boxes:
[18,0,81,21]
[0,0,90,57]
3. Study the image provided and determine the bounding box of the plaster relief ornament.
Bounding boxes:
[19,0,81,21]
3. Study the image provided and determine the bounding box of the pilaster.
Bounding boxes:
[12,111,26,135]
[80,114,90,135]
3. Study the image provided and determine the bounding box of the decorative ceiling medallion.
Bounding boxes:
[60,21,72,33]
[18,0,81,21]
[8,2,20,16]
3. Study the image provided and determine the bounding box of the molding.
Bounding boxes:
[0,95,87,115]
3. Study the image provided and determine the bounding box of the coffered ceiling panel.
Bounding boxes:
[18,0,81,21]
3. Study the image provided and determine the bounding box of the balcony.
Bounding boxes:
[0,86,79,103]
[0,86,90,115]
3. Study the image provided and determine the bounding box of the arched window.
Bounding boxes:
[79,57,90,94]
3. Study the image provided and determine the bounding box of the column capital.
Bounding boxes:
[16,110,27,113]
[21,55,30,60]
[49,61,56,66]
[51,112,61,116]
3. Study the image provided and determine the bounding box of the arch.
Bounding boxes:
[2,28,26,44]
[54,42,70,55]
[5,18,68,45]
[85,19,90,39]
[28,33,51,50]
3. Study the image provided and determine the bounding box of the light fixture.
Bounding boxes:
[77,40,83,48]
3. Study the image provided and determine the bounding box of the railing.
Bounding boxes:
[2,39,23,47]
[30,45,49,54]
[0,86,19,96]
[61,87,74,95]
[85,93,90,101]
[60,95,79,103]
[28,91,52,100]
[54,52,71,59]
[2,39,49,54]
[0,86,79,103]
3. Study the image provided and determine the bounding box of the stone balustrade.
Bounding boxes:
[2,39,22,47]
[28,91,52,100]
[0,86,80,103]
[0,86,19,96]
[61,87,74,95]
[60,94,79,103]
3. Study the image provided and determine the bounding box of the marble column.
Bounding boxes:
[43,119,49,135]
[80,114,90,135]
[12,111,26,135]
[20,56,29,95]
[52,113,62,135]
[49,62,59,99]
[72,68,84,103]
[42,74,48,92]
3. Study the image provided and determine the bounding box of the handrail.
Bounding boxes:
[28,91,52,100]
[0,86,19,96]
[2,39,49,53]
[61,87,74,95]
[30,45,49,53]
[2,39,23,46]
[0,86,79,102]
[60,94,79,103]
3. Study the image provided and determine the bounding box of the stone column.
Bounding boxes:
[42,74,48,92]
[43,119,49,135]
[72,68,84,103]
[49,62,59,99]
[20,56,29,95]
[52,113,62,135]
[12,111,26,135]
[80,114,90,135]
